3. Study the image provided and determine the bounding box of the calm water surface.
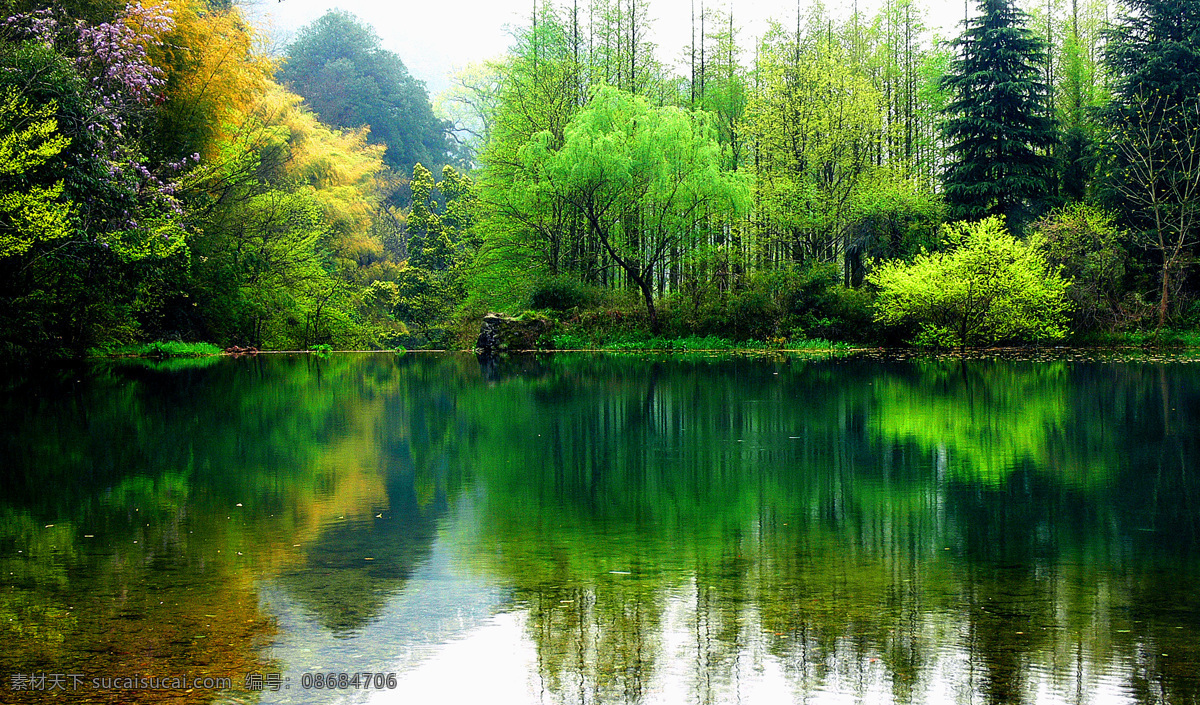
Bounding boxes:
[2,352,1200,705]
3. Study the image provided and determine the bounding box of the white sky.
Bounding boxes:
[249,0,971,96]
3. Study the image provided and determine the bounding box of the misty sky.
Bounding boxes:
[252,0,971,96]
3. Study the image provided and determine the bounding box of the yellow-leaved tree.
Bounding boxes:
[150,0,273,162]
[187,69,390,348]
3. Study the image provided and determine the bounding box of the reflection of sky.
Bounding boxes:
[255,495,511,705]
[362,581,1143,705]
[252,495,1146,705]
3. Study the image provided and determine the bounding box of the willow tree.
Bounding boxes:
[518,86,748,332]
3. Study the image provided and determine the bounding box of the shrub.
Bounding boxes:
[754,265,878,343]
[729,290,779,341]
[1029,203,1132,332]
[775,263,842,318]
[530,275,604,312]
[869,216,1071,348]
[802,286,876,342]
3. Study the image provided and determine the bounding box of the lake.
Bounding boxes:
[2,352,1199,705]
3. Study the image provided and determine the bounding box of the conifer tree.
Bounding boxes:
[1106,0,1200,112]
[1105,0,1200,327]
[941,0,1057,227]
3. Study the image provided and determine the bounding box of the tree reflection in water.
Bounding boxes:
[466,354,1200,705]
[1,353,1199,704]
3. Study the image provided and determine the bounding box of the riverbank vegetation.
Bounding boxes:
[0,0,1197,360]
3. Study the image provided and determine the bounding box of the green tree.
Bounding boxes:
[477,8,587,285]
[748,30,883,268]
[394,163,477,346]
[519,86,748,332]
[1110,95,1200,329]
[1055,0,1108,201]
[689,5,747,169]
[913,45,953,189]
[186,80,387,350]
[0,90,73,259]
[941,0,1057,227]
[1030,202,1130,332]
[436,62,501,167]
[0,10,190,355]
[1104,0,1200,328]
[1105,0,1200,115]
[279,11,448,184]
[196,187,332,348]
[869,216,1071,347]
[844,172,945,286]
[863,0,936,182]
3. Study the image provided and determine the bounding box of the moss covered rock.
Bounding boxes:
[476,313,553,353]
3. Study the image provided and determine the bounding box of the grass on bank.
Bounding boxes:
[549,332,853,352]
[81,325,1200,360]
[91,341,224,358]
[1069,329,1200,348]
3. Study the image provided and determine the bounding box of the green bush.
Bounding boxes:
[520,266,885,346]
[869,216,1071,348]
[775,263,842,317]
[729,290,779,341]
[530,275,605,312]
[745,265,878,343]
[786,286,876,343]
[653,265,880,344]
[1030,203,1132,332]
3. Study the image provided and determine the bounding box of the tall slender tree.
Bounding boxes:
[1057,0,1093,200]
[941,0,1057,227]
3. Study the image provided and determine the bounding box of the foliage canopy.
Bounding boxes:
[279,10,449,183]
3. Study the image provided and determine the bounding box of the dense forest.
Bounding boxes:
[0,0,1197,358]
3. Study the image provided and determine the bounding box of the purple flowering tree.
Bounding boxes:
[3,3,190,255]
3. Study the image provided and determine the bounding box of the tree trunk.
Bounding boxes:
[1159,252,1171,331]
[636,273,659,334]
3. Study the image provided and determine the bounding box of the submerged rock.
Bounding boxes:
[476,313,552,353]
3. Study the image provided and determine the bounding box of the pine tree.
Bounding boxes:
[1104,0,1200,193]
[1104,0,1200,327]
[941,0,1057,227]
[1106,0,1200,112]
